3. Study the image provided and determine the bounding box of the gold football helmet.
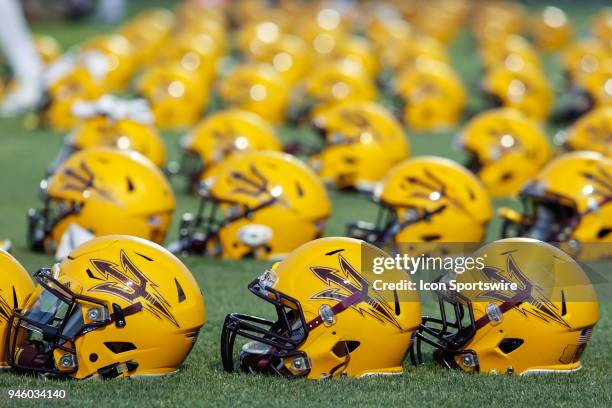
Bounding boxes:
[500,152,612,260]
[221,237,421,378]
[0,249,35,368]
[366,15,412,56]
[310,101,409,191]
[156,31,222,85]
[330,35,378,77]
[252,34,311,86]
[295,6,348,61]
[571,59,612,110]
[472,1,526,46]
[347,156,492,244]
[412,238,598,375]
[481,64,554,121]
[137,62,208,130]
[28,148,175,255]
[531,6,573,52]
[457,108,551,197]
[58,115,166,169]
[390,34,449,72]
[174,151,331,260]
[562,106,612,157]
[411,0,467,45]
[591,8,612,47]
[561,40,610,83]
[6,235,205,379]
[236,20,285,59]
[79,34,135,92]
[300,59,376,118]
[118,9,174,64]
[42,67,106,131]
[218,63,289,125]
[394,59,466,131]
[180,109,281,190]
[479,35,542,72]
[34,35,62,65]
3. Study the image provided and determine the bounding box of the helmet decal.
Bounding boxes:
[89,250,179,327]
[586,121,612,144]
[0,290,12,322]
[60,160,116,204]
[581,164,612,200]
[406,168,467,214]
[310,253,401,329]
[230,164,270,198]
[476,253,568,327]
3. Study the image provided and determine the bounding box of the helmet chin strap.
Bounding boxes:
[305,291,362,331]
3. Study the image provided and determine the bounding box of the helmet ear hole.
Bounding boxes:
[597,228,612,239]
[126,177,135,192]
[421,234,441,242]
[498,338,524,354]
[104,342,137,354]
[331,341,360,358]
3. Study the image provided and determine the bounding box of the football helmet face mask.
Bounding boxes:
[6,236,205,379]
[457,108,551,197]
[411,238,598,375]
[175,151,331,260]
[347,156,492,244]
[310,101,410,191]
[562,107,612,158]
[0,249,35,368]
[221,237,421,379]
[180,109,282,191]
[28,148,175,255]
[499,152,612,260]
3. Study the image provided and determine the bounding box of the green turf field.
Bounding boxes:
[0,1,611,407]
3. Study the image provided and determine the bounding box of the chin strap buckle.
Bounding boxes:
[98,360,139,379]
[110,302,143,328]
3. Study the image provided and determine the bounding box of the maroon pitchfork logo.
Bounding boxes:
[309,253,401,329]
[89,250,179,327]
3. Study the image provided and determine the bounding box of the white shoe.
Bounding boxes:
[0,80,44,117]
